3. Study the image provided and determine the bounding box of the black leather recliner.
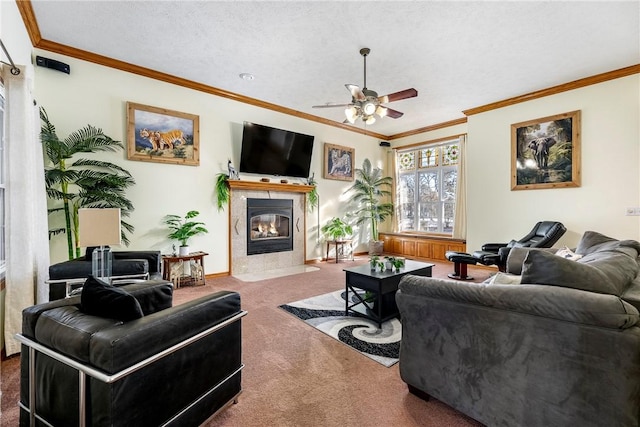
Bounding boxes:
[446,221,567,279]
[18,280,245,427]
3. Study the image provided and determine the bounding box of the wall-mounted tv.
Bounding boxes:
[239,122,314,179]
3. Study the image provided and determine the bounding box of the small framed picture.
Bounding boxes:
[511,110,581,190]
[126,102,200,166]
[323,143,354,181]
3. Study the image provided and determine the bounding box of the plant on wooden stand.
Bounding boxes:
[321,217,353,241]
[345,158,393,255]
[163,210,209,256]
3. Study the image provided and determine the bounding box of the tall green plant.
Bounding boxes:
[41,108,136,260]
[345,158,393,241]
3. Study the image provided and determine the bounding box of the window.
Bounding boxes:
[396,139,459,234]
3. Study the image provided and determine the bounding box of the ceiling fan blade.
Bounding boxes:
[384,107,404,119]
[378,88,418,104]
[312,103,353,109]
[345,84,366,101]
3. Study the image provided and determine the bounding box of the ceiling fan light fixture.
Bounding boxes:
[345,106,358,124]
[363,101,377,116]
[375,105,388,117]
[364,115,376,125]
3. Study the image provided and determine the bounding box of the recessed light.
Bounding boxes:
[239,73,255,81]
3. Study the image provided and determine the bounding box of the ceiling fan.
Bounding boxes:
[312,47,418,125]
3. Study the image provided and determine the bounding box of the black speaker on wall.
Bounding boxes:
[36,56,70,74]
[379,141,391,147]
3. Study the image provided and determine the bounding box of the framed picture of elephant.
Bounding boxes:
[126,102,200,166]
[511,110,581,190]
[324,143,355,181]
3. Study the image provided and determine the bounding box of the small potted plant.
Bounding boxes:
[321,217,353,241]
[369,255,384,271]
[163,210,209,256]
[386,256,405,272]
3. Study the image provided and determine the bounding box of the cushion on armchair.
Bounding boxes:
[81,275,144,321]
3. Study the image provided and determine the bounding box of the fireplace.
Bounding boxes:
[246,198,293,255]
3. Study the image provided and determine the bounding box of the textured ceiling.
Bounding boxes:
[30,1,640,137]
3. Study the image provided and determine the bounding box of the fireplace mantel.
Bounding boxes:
[227,180,313,194]
[228,180,310,275]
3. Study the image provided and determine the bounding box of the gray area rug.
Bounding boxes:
[279,290,400,367]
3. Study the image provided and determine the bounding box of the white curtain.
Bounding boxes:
[452,135,467,240]
[388,147,398,233]
[3,64,50,356]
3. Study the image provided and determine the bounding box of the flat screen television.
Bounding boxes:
[239,122,314,178]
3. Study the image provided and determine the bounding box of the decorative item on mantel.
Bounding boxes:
[163,210,209,256]
[227,159,240,180]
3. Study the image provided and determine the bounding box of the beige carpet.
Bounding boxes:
[2,258,492,427]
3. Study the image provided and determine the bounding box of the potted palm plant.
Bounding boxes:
[163,210,209,255]
[345,158,394,255]
[41,108,136,260]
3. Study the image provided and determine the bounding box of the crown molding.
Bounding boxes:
[387,117,468,140]
[463,64,640,116]
[17,0,640,141]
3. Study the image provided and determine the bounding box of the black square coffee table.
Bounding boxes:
[343,260,434,328]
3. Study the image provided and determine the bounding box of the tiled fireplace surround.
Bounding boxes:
[228,180,313,275]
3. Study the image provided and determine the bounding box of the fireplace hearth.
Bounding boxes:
[246,198,293,255]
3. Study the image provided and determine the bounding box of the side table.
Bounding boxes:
[162,252,209,288]
[326,239,354,263]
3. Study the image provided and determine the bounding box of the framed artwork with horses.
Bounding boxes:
[511,110,581,190]
[323,143,355,181]
[126,102,200,166]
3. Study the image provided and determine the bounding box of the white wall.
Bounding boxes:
[396,75,640,252]
[7,8,640,275]
[33,52,387,273]
[467,75,640,251]
[1,1,32,66]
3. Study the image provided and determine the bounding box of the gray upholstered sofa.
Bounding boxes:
[396,231,640,427]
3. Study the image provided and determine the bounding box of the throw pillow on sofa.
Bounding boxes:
[521,250,635,295]
[81,275,144,321]
[576,231,640,256]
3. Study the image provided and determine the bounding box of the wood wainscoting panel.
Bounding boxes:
[380,232,466,261]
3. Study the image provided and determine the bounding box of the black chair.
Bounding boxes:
[47,249,163,300]
[446,221,567,280]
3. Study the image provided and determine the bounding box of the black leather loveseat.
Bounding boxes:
[48,249,163,300]
[17,279,245,427]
